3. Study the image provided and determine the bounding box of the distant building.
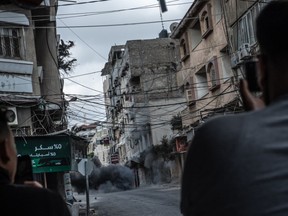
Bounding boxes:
[72,123,97,152]
[101,38,185,185]
[91,126,110,166]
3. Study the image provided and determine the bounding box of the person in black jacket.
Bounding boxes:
[181,1,288,216]
[0,109,71,216]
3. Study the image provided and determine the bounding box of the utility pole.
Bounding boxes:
[78,159,92,216]
[85,160,90,216]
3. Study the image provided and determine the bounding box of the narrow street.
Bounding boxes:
[75,184,182,216]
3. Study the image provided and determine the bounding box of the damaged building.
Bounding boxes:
[101,38,186,185]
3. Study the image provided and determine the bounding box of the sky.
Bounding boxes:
[56,0,192,127]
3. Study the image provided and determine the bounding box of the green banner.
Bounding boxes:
[15,135,71,173]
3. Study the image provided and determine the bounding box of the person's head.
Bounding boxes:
[0,109,17,183]
[256,1,288,104]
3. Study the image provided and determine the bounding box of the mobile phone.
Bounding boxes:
[14,155,34,184]
[244,60,261,92]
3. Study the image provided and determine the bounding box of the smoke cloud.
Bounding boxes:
[141,147,172,184]
[71,156,134,193]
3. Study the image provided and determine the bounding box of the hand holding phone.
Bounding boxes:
[14,155,34,184]
[239,79,265,111]
[244,60,261,92]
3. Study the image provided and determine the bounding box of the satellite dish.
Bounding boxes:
[170,22,179,32]
[12,0,44,9]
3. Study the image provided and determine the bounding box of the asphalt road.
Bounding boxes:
[75,184,182,216]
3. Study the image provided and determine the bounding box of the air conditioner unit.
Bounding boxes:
[239,43,251,60]
[231,51,244,69]
[186,90,195,105]
[230,52,239,69]
[6,107,18,126]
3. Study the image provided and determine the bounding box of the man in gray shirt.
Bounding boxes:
[181,2,288,216]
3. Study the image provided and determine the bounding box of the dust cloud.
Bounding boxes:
[70,156,134,193]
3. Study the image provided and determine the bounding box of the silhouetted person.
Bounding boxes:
[0,109,71,216]
[181,2,288,216]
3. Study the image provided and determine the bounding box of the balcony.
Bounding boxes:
[0,10,29,26]
[0,58,33,93]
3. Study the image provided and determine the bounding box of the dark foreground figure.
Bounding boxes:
[181,2,288,216]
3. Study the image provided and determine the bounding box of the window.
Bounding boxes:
[195,66,209,98]
[121,62,129,77]
[232,3,261,50]
[204,14,210,30]
[180,32,190,60]
[180,39,187,56]
[190,20,202,50]
[200,3,213,38]
[0,28,21,59]
[207,56,220,90]
[214,0,222,23]
[130,76,140,86]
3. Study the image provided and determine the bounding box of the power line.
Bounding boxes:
[0,0,190,19]
[61,70,101,78]
[57,1,191,19]
[66,88,239,129]
[2,18,182,29]
[66,78,104,93]
[58,18,107,60]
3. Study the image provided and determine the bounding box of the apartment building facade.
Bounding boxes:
[170,0,242,140]
[0,0,65,136]
[168,0,273,157]
[90,125,110,166]
[0,0,68,196]
[223,0,271,71]
[101,38,186,185]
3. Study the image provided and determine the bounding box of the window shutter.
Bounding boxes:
[186,76,196,105]
[213,57,220,86]
[184,32,190,54]
[207,56,220,90]
[180,33,190,61]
